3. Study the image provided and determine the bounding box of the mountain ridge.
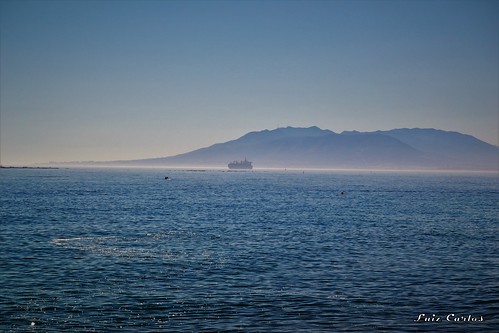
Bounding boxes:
[57,127,498,170]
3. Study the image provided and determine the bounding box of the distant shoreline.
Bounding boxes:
[0,166,59,170]
[11,164,497,175]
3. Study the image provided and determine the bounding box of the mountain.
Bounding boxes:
[343,128,498,169]
[110,126,497,170]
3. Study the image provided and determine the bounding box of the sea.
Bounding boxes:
[0,168,498,332]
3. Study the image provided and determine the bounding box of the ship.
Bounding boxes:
[228,158,253,170]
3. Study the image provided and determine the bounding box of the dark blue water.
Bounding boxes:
[1,168,498,332]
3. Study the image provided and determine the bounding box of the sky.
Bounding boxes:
[1,0,498,165]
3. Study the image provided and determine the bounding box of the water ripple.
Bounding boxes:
[1,169,497,332]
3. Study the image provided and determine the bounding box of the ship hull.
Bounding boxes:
[228,164,253,170]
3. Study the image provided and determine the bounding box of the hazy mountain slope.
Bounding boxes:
[72,126,497,170]
[343,128,498,169]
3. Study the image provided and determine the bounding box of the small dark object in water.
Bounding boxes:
[165,176,169,180]
[340,191,345,195]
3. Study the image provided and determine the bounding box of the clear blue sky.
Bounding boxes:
[1,0,497,165]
